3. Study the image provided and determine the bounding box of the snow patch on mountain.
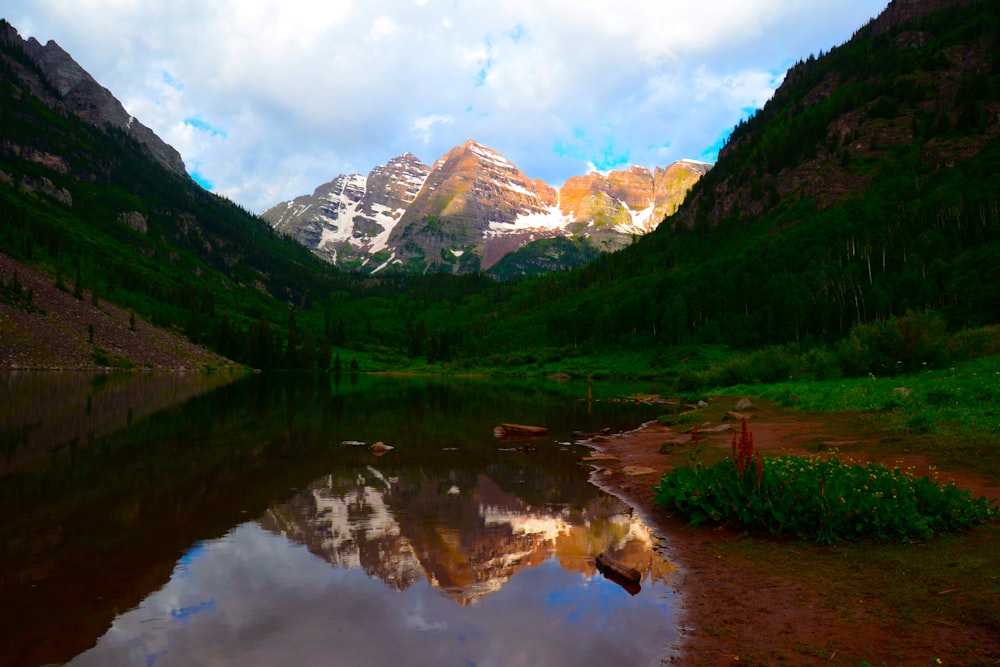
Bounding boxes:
[614,200,659,234]
[485,206,574,238]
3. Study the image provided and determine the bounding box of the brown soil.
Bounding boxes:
[585,406,1000,666]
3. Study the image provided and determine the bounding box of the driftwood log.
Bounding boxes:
[493,423,548,439]
[595,552,642,586]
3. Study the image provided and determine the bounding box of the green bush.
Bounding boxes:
[835,310,949,377]
[653,421,996,544]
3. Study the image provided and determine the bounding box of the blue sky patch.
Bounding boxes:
[553,133,630,172]
[184,116,227,139]
[589,150,631,172]
[700,131,729,163]
[191,172,214,191]
[474,37,494,88]
[161,70,183,90]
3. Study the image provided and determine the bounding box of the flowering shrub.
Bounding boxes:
[653,419,997,544]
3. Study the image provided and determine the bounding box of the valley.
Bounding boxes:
[2,1,1000,665]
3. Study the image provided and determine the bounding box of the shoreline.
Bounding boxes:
[582,413,1000,665]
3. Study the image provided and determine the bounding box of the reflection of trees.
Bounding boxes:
[259,466,674,604]
[0,371,237,474]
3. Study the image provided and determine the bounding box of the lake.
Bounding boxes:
[0,372,679,667]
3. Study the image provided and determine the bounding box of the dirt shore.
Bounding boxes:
[584,406,1000,666]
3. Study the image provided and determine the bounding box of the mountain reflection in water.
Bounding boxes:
[70,465,677,667]
[2,372,680,666]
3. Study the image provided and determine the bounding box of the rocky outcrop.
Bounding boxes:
[560,161,711,239]
[17,175,72,206]
[118,210,148,234]
[13,29,188,178]
[871,0,974,34]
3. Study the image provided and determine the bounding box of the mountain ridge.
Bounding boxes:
[0,20,189,178]
[261,139,709,276]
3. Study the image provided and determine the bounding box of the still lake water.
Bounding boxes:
[1,372,678,667]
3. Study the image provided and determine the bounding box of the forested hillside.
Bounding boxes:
[442,0,1000,363]
[0,25,353,369]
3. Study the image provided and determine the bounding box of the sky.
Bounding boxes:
[6,1,889,213]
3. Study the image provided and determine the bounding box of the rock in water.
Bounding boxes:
[369,441,394,455]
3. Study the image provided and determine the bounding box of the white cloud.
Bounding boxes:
[412,113,456,144]
[5,0,889,211]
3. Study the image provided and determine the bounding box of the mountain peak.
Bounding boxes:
[12,25,188,178]
[262,140,709,276]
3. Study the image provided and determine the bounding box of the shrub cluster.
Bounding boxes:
[676,313,1000,391]
[653,421,997,544]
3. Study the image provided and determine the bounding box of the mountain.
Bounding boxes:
[672,0,993,232]
[5,0,998,373]
[261,140,709,276]
[265,152,431,270]
[2,22,188,178]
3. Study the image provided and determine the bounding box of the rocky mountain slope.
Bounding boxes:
[0,21,188,178]
[266,152,431,270]
[262,140,709,275]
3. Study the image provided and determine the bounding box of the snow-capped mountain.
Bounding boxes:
[263,152,431,270]
[261,140,710,275]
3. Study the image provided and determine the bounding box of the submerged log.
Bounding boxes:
[493,423,548,439]
[595,552,642,585]
[595,552,642,594]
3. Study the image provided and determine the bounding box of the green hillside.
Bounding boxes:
[449,0,1000,367]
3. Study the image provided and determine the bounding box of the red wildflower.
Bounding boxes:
[731,418,758,484]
